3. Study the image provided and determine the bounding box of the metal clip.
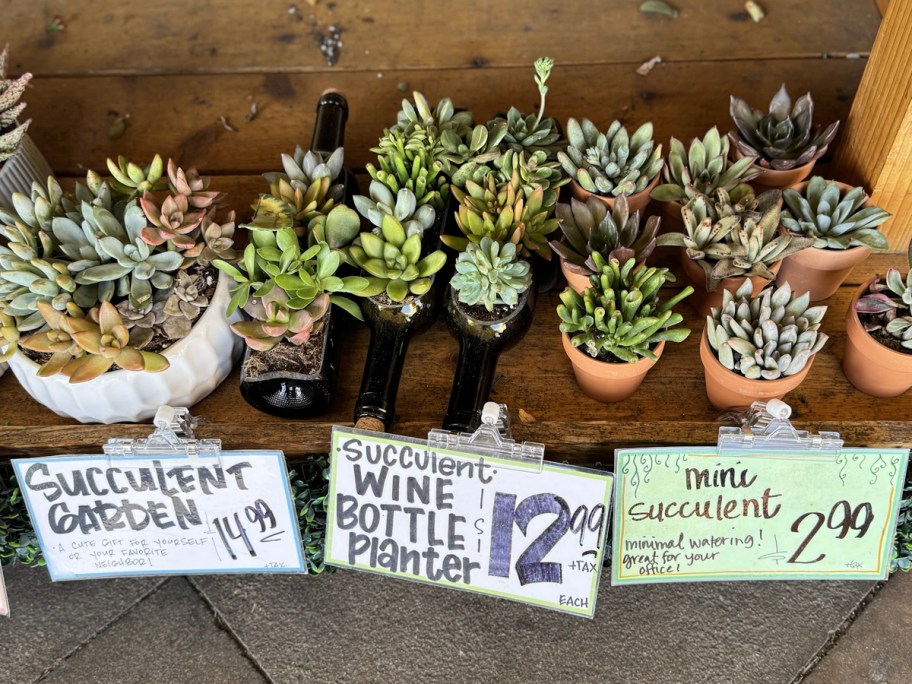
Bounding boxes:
[717,399,843,455]
[104,406,222,464]
[428,402,545,472]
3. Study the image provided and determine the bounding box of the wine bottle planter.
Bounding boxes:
[442,285,535,432]
[239,306,339,417]
[354,279,440,431]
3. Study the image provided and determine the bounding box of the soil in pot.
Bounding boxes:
[562,333,664,403]
[443,287,535,432]
[843,281,912,397]
[700,331,814,411]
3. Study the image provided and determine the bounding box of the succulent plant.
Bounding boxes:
[706,279,828,379]
[0,46,32,164]
[558,119,663,198]
[444,169,560,259]
[441,120,507,184]
[451,237,532,312]
[199,211,238,263]
[493,149,567,208]
[781,176,891,250]
[651,127,759,203]
[550,194,659,274]
[856,242,912,349]
[353,181,436,238]
[496,57,563,159]
[19,300,169,383]
[729,85,840,171]
[348,214,447,302]
[106,155,167,197]
[558,254,693,362]
[392,91,474,137]
[658,189,814,291]
[230,289,330,352]
[0,310,18,362]
[368,127,449,211]
[139,192,205,250]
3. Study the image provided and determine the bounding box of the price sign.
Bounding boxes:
[612,447,909,584]
[13,451,305,580]
[326,428,614,618]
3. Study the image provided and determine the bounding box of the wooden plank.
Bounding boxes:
[833,0,912,252]
[2,270,910,463]
[23,60,866,176]
[1,0,879,76]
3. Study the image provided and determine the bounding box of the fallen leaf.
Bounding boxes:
[518,408,537,424]
[636,55,662,76]
[108,113,130,140]
[218,115,237,132]
[639,1,678,18]
[744,1,765,22]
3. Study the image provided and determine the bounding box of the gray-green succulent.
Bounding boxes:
[451,237,532,312]
[781,176,891,250]
[353,181,436,238]
[558,254,693,362]
[496,57,563,159]
[706,279,828,379]
[558,119,663,198]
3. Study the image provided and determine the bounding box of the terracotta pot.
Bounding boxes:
[700,331,814,411]
[680,249,780,317]
[569,173,660,214]
[560,259,593,293]
[658,200,685,234]
[561,333,664,403]
[776,181,874,301]
[843,281,912,397]
[732,147,816,189]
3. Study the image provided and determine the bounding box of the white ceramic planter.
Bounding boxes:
[0,134,54,209]
[7,273,243,423]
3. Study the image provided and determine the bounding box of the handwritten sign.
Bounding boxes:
[12,451,305,580]
[612,447,909,584]
[0,563,8,616]
[326,428,613,617]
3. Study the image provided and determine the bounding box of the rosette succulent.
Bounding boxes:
[658,189,814,291]
[550,194,659,275]
[0,46,32,164]
[729,85,840,171]
[651,127,759,203]
[558,255,693,362]
[496,57,563,159]
[706,280,828,379]
[353,181,436,238]
[392,91,474,139]
[856,242,912,350]
[230,289,330,352]
[368,127,449,211]
[558,119,663,198]
[451,237,532,312]
[781,176,891,250]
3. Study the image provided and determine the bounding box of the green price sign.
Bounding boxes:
[612,448,909,584]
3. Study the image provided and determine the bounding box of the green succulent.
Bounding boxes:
[558,254,693,362]
[451,237,532,312]
[558,118,663,198]
[368,127,449,211]
[651,127,758,203]
[392,91,474,137]
[855,241,912,349]
[106,154,167,197]
[492,148,567,209]
[0,46,32,164]
[658,189,814,291]
[442,120,507,185]
[496,57,563,160]
[706,279,828,379]
[730,85,840,171]
[444,169,560,259]
[353,180,437,238]
[781,176,891,250]
[349,214,447,302]
[550,194,659,275]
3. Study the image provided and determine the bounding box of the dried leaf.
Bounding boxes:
[244,101,259,123]
[639,1,678,18]
[218,115,238,132]
[518,408,536,424]
[108,113,130,140]
[745,1,765,22]
[636,55,662,76]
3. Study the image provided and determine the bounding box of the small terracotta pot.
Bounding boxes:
[680,249,780,317]
[658,200,685,234]
[561,333,664,403]
[732,147,816,189]
[843,281,912,397]
[570,173,660,214]
[560,259,593,293]
[776,181,874,301]
[700,332,814,411]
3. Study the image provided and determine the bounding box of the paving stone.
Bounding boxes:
[193,571,875,684]
[0,565,162,684]
[40,578,267,684]
[805,571,912,683]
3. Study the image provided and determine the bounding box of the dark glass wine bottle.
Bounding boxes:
[239,92,355,418]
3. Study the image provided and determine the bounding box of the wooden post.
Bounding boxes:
[832,0,912,252]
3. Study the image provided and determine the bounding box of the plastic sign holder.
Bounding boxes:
[716,399,844,457]
[103,405,223,463]
[427,402,545,473]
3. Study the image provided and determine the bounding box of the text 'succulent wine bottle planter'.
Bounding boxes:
[238,91,356,417]
[354,279,440,431]
[442,285,535,433]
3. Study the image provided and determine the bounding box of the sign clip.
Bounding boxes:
[717,399,843,455]
[103,405,222,461]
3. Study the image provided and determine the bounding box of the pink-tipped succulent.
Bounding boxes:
[167,159,222,209]
[230,291,330,351]
[140,191,206,249]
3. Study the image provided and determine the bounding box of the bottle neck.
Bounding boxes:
[311,92,348,155]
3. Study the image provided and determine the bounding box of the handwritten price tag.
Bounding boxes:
[612,448,909,584]
[326,428,614,617]
[12,451,305,580]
